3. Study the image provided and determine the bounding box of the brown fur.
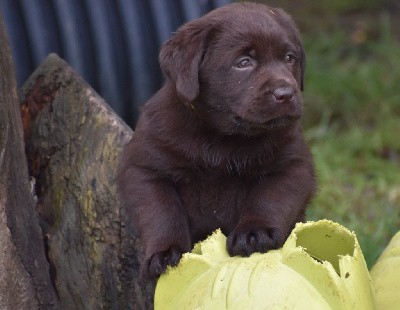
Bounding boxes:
[117,2,316,278]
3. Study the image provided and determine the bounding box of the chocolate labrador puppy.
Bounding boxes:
[118,2,316,278]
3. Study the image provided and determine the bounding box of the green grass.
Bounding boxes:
[301,11,400,268]
[303,15,400,129]
[306,125,400,267]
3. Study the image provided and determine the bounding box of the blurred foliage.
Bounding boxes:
[320,0,392,12]
[303,12,400,129]
[255,0,400,268]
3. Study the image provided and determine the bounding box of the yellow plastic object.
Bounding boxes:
[370,231,400,310]
[155,220,375,310]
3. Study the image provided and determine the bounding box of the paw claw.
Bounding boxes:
[227,227,281,257]
[145,246,182,278]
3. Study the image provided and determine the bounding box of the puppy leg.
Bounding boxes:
[140,193,191,278]
[118,167,191,278]
[227,161,315,256]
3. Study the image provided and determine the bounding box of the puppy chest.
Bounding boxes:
[176,176,246,233]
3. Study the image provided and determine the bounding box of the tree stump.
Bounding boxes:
[21,54,153,309]
[0,19,59,309]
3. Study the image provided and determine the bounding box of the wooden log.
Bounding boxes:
[0,19,59,309]
[21,54,153,309]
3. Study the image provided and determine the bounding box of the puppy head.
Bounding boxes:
[160,2,306,136]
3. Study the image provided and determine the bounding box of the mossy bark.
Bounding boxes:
[0,19,59,309]
[21,54,153,309]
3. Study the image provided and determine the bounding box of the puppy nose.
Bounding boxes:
[272,87,294,102]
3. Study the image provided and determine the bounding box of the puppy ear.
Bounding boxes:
[159,23,210,103]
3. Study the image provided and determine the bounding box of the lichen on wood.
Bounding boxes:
[22,54,153,309]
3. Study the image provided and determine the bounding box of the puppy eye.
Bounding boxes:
[235,57,253,69]
[285,53,296,64]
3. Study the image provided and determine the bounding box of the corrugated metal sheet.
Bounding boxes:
[0,0,230,126]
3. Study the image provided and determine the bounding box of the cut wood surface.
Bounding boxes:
[0,19,59,309]
[21,54,153,309]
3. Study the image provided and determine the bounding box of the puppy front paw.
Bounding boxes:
[145,246,183,278]
[227,226,282,257]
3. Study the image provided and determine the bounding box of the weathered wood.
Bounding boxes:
[21,54,153,309]
[0,19,59,309]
